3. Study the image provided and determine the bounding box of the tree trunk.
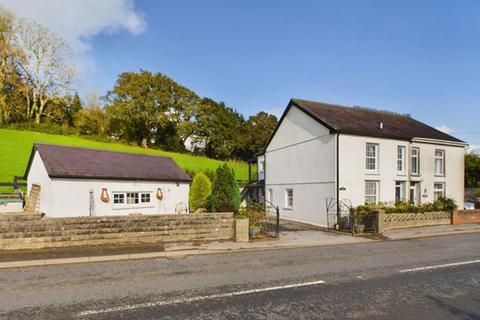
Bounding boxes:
[141,137,148,149]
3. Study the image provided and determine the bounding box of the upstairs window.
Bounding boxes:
[397,146,406,174]
[411,148,420,175]
[365,143,378,171]
[435,149,445,176]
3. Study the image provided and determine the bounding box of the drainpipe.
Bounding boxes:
[336,134,340,224]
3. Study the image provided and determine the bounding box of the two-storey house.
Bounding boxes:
[261,98,467,226]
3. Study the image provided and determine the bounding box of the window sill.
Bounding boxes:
[365,172,380,176]
[112,205,154,210]
[283,208,293,211]
[434,175,446,178]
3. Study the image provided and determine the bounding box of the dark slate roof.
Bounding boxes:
[25,143,192,182]
[290,98,464,143]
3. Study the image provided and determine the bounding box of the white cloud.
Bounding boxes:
[435,125,454,134]
[467,144,480,153]
[0,0,146,72]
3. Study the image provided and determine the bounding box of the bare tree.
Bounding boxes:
[0,7,23,124]
[14,17,75,123]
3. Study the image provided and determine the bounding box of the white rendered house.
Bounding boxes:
[25,143,191,217]
[262,99,467,226]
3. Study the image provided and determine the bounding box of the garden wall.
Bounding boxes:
[377,210,451,233]
[0,213,234,250]
[452,209,480,225]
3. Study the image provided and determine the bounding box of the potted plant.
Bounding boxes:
[249,223,262,238]
[354,213,365,233]
[241,202,266,239]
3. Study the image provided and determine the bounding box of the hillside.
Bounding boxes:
[0,129,250,192]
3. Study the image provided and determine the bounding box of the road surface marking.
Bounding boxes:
[77,280,326,317]
[399,259,480,273]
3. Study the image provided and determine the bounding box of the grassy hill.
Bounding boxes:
[0,129,250,192]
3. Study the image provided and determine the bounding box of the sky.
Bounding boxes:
[1,0,479,151]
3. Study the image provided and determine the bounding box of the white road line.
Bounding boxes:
[77,280,326,317]
[399,259,480,273]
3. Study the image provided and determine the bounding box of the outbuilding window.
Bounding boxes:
[113,193,125,204]
[113,192,152,208]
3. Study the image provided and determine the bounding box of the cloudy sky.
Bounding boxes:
[1,0,478,151]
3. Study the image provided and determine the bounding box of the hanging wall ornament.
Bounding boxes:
[100,188,109,203]
[156,188,163,200]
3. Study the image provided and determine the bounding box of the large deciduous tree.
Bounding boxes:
[465,152,480,188]
[105,70,200,149]
[0,7,23,124]
[240,111,278,159]
[14,16,75,123]
[193,98,245,160]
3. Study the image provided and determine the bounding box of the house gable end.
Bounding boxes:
[266,102,335,152]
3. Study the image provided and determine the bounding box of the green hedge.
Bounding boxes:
[356,197,457,214]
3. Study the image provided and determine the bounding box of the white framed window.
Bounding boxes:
[285,188,293,209]
[395,181,406,202]
[267,189,273,204]
[113,192,152,208]
[411,147,420,175]
[433,182,445,200]
[365,143,379,171]
[141,193,151,203]
[259,160,265,173]
[365,181,379,205]
[113,193,125,204]
[434,149,445,176]
[397,146,406,174]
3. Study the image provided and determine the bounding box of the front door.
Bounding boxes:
[409,182,420,205]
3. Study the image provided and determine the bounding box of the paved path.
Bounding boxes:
[0,233,478,319]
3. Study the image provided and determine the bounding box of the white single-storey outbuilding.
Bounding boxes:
[25,143,191,217]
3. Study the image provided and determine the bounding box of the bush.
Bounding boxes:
[189,172,212,211]
[240,202,266,226]
[356,196,457,214]
[208,164,241,213]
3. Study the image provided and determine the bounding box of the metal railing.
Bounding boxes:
[263,199,280,237]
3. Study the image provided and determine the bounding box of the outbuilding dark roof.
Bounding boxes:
[26,143,192,182]
[289,98,464,143]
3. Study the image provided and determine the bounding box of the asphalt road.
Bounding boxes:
[0,233,479,319]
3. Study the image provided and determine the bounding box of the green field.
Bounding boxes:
[0,129,250,192]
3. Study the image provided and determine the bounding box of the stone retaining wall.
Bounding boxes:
[377,210,451,233]
[452,209,480,225]
[0,213,234,250]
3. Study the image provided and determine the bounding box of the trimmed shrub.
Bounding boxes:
[189,172,212,211]
[209,163,241,213]
[356,196,458,214]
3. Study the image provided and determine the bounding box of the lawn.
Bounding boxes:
[0,129,250,192]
